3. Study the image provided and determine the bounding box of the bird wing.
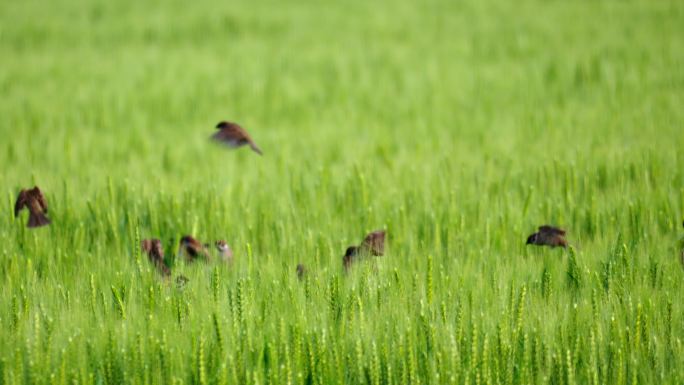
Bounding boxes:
[539,225,565,236]
[185,237,208,257]
[14,189,28,216]
[141,239,152,254]
[359,230,386,256]
[152,239,164,258]
[32,187,48,213]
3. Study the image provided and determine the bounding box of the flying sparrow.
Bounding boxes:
[343,230,386,271]
[215,240,234,264]
[141,238,170,277]
[211,121,263,155]
[14,186,51,228]
[178,235,210,262]
[526,225,568,248]
[296,263,307,280]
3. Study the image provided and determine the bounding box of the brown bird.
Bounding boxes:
[14,186,51,228]
[296,263,307,280]
[211,121,263,155]
[526,225,568,248]
[215,240,234,264]
[141,239,170,277]
[178,235,210,262]
[343,230,386,271]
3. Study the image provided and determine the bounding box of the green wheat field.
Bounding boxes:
[2,0,684,383]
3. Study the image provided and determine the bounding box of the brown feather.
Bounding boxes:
[343,230,387,271]
[15,186,50,228]
[527,226,568,249]
[359,230,386,256]
[142,239,170,276]
[14,189,28,217]
[179,235,210,262]
[32,186,49,213]
[538,225,566,236]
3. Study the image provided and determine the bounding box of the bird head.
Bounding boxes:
[344,246,358,257]
[216,121,229,129]
[526,234,537,245]
[215,240,229,252]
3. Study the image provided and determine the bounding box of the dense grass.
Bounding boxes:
[2,0,684,383]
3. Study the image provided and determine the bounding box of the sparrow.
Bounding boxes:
[526,225,568,248]
[215,240,234,264]
[296,263,307,280]
[211,121,263,155]
[14,186,51,228]
[343,230,386,271]
[178,235,210,262]
[141,239,170,277]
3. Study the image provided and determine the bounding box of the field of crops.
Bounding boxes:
[1,0,684,383]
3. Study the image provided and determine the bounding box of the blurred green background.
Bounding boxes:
[1,0,683,383]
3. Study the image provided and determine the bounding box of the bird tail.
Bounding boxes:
[250,142,263,155]
[27,212,50,228]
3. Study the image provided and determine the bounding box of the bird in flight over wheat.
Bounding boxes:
[526,225,568,248]
[14,186,51,228]
[178,235,210,262]
[343,230,386,271]
[212,121,263,155]
[141,238,171,277]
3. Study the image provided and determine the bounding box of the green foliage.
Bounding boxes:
[1,0,684,383]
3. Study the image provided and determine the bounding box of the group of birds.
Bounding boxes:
[136,229,387,283]
[13,120,684,284]
[140,235,234,283]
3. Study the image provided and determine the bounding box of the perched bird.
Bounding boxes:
[141,239,170,277]
[296,263,307,280]
[14,186,51,228]
[215,240,234,264]
[526,225,568,248]
[178,235,210,262]
[343,230,386,271]
[211,121,263,155]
